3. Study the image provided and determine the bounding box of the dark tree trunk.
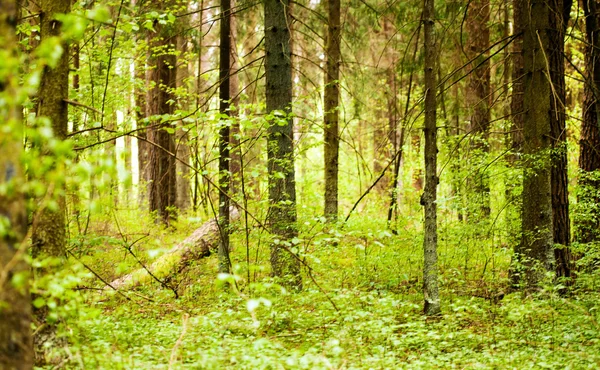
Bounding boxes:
[578,0,600,244]
[218,0,232,274]
[466,0,491,217]
[422,0,441,316]
[511,0,525,158]
[323,0,341,221]
[519,0,556,287]
[549,0,572,280]
[264,0,302,290]
[146,2,177,225]
[0,1,34,367]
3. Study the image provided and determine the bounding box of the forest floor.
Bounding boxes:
[48,210,600,369]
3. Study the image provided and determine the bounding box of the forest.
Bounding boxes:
[1,0,600,368]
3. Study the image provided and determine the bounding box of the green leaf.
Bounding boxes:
[87,5,112,24]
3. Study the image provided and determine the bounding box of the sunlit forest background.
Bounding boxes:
[1,0,600,368]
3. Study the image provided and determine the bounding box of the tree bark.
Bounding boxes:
[549,0,572,280]
[519,0,556,287]
[511,0,525,158]
[218,0,232,274]
[466,0,491,217]
[229,0,242,194]
[578,0,600,244]
[31,0,71,365]
[108,208,240,291]
[323,0,341,221]
[0,1,34,367]
[175,34,191,212]
[146,2,177,225]
[264,0,302,290]
[422,0,441,316]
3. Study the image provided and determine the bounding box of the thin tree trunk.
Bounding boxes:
[229,0,242,194]
[422,0,441,316]
[134,0,149,206]
[511,0,525,158]
[218,0,232,274]
[176,34,191,212]
[0,1,34,367]
[265,0,302,290]
[323,0,341,221]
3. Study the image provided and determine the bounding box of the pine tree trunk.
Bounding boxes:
[31,0,71,364]
[0,2,34,367]
[146,2,177,225]
[549,0,572,280]
[422,0,441,316]
[218,0,232,274]
[511,0,525,158]
[520,0,556,287]
[578,0,600,244]
[466,0,491,217]
[264,0,302,290]
[324,0,341,221]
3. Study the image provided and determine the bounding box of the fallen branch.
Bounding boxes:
[107,207,240,291]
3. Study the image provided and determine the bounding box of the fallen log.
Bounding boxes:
[107,207,240,291]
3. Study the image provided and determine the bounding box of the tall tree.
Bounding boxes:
[549,0,572,280]
[0,1,34,367]
[264,0,302,290]
[519,0,556,287]
[146,2,178,225]
[323,0,341,221]
[422,0,441,316]
[31,0,70,364]
[465,0,491,217]
[218,0,232,274]
[578,0,600,243]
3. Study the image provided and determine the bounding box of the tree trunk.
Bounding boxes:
[175,34,192,212]
[31,0,71,365]
[323,0,341,221]
[229,0,242,194]
[578,0,600,244]
[511,0,525,157]
[0,1,34,367]
[550,0,572,280]
[519,0,556,288]
[146,2,177,225]
[134,1,149,206]
[422,0,441,316]
[264,0,302,290]
[218,0,232,274]
[466,0,491,217]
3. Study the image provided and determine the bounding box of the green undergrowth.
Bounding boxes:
[40,210,600,369]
